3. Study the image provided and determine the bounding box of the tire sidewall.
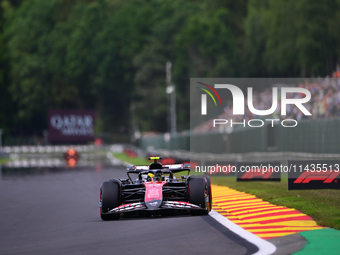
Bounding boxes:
[100,181,120,220]
[188,177,208,213]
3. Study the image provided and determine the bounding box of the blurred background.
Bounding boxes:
[0,0,340,151]
[1,3,339,248]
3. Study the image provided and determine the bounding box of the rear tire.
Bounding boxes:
[188,178,208,216]
[100,181,120,220]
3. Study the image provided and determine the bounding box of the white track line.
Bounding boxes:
[107,152,131,167]
[209,210,276,255]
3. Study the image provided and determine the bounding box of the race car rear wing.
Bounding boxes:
[126,164,191,173]
[126,165,191,183]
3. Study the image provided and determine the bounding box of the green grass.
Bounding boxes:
[212,176,340,230]
[0,158,9,164]
[113,153,150,166]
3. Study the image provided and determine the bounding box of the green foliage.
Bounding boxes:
[4,0,59,133]
[176,8,238,77]
[1,0,340,136]
[133,0,199,132]
[0,1,11,135]
[174,6,241,130]
[245,0,339,77]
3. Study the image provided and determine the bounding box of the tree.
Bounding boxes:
[133,0,198,132]
[243,0,269,77]
[0,0,12,135]
[5,0,60,134]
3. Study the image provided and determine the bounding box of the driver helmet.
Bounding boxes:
[155,171,162,181]
[147,173,154,182]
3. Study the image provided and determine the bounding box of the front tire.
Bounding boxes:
[100,181,120,220]
[188,178,209,216]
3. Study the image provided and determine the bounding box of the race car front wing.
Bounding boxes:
[100,201,203,214]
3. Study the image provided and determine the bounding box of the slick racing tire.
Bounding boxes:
[188,178,209,216]
[100,181,120,220]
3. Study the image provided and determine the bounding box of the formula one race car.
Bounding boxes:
[100,157,212,220]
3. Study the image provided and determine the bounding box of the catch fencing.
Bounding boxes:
[137,119,340,154]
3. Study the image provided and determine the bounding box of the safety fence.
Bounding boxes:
[2,134,130,146]
[0,145,124,168]
[137,119,340,154]
[1,145,98,154]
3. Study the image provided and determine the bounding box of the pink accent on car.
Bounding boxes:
[144,181,166,202]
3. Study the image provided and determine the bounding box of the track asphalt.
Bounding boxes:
[0,165,258,255]
[2,157,338,255]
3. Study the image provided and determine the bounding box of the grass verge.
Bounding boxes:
[0,158,9,164]
[212,176,340,230]
[113,153,150,166]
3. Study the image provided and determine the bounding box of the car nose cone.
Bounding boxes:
[145,199,162,210]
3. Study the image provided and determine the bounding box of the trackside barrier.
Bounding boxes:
[2,145,125,168]
[1,145,98,154]
[1,144,125,155]
[137,119,340,154]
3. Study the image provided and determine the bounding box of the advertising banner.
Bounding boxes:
[48,110,96,143]
[288,160,340,190]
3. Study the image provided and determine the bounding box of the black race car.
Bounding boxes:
[100,157,212,220]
